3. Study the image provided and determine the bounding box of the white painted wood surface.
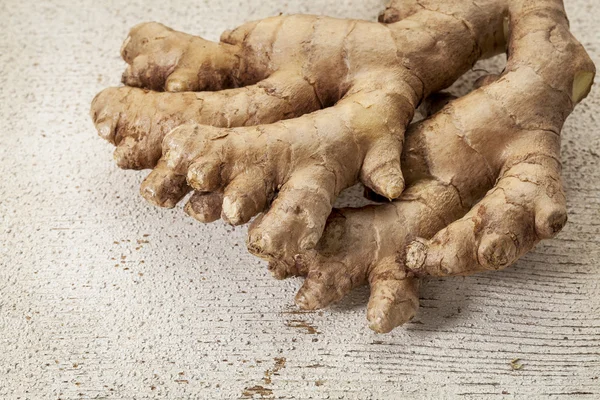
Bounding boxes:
[1,0,598,398]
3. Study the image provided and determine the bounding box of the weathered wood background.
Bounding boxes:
[1,0,598,398]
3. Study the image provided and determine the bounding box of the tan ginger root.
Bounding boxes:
[91,0,507,262]
[291,0,594,332]
[90,0,594,332]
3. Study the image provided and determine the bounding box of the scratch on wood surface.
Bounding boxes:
[510,358,524,371]
[263,357,286,385]
[241,358,286,398]
[285,319,320,334]
[241,385,273,399]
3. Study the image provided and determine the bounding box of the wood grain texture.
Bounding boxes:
[0,0,598,398]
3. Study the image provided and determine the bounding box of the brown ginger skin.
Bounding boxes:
[403,0,596,276]
[91,0,507,263]
[90,0,594,332]
[293,0,595,332]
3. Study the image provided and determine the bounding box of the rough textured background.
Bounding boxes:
[1,0,599,399]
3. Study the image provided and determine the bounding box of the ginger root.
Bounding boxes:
[90,0,594,332]
[294,0,595,332]
[91,0,506,260]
